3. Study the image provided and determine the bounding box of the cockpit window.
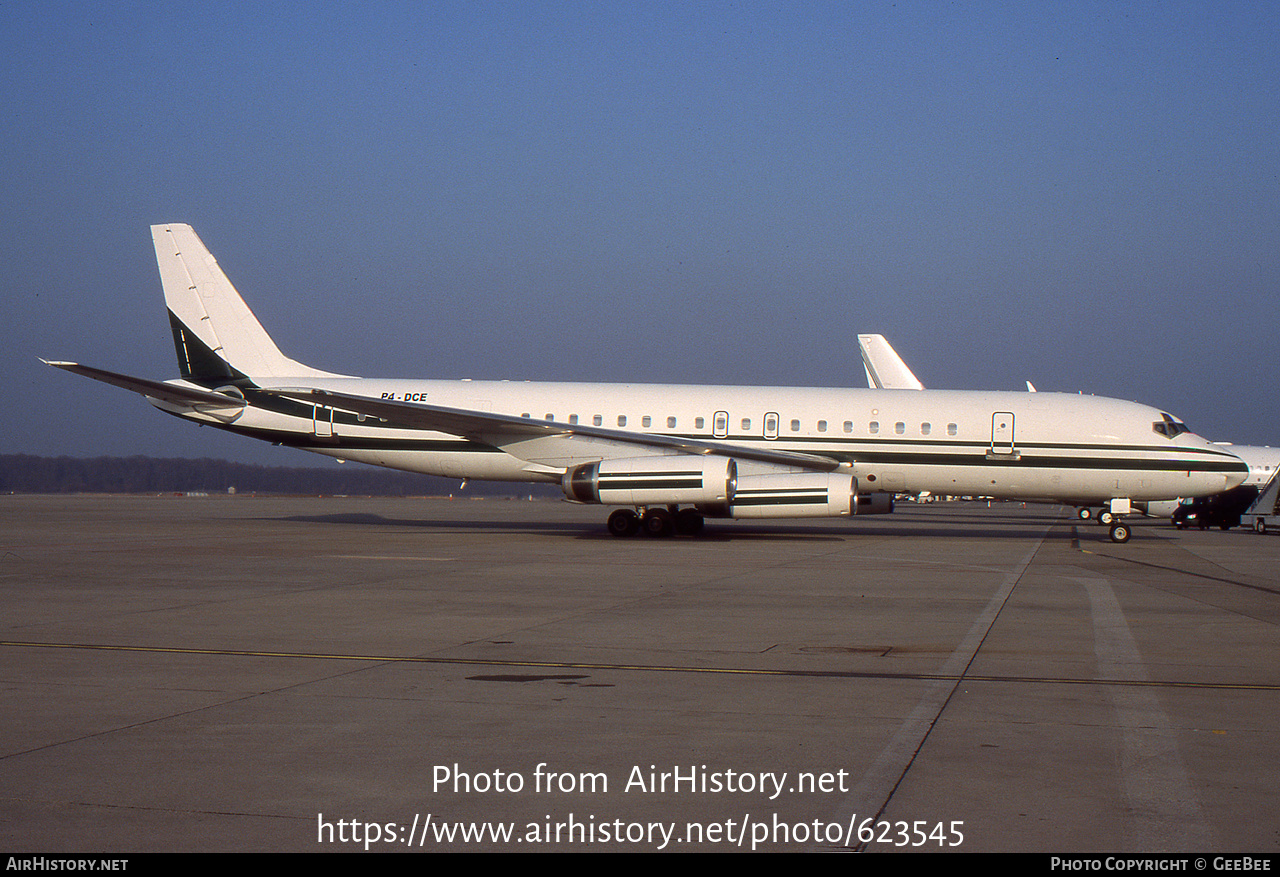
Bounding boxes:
[1152,413,1190,438]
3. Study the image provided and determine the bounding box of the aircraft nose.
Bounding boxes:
[1226,465,1248,490]
[1189,460,1246,496]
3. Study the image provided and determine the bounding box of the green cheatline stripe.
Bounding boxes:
[599,472,704,481]
[734,493,827,506]
[688,431,1244,459]
[599,478,703,490]
[599,470,704,477]
[848,452,1245,472]
[3,639,1275,690]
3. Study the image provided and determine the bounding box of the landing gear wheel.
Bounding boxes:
[607,509,640,537]
[675,506,706,532]
[642,508,674,537]
[1077,507,1093,520]
[1257,519,1267,535]
[675,508,705,536]
[1097,510,1115,526]
[1109,523,1131,543]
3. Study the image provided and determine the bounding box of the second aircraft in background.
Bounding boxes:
[856,334,1277,526]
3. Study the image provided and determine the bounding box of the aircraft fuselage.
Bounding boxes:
[157,377,1243,505]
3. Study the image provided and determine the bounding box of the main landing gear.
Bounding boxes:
[607,507,705,538]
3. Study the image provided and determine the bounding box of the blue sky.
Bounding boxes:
[4,1,1277,465]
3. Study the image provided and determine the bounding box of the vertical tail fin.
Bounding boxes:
[153,224,336,382]
[857,334,925,390]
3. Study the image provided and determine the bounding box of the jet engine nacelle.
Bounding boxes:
[709,473,892,519]
[562,456,737,506]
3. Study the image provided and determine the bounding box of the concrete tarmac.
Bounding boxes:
[2,494,1278,852]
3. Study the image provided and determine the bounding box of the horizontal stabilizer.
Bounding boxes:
[42,360,249,410]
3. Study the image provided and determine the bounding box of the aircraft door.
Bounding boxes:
[314,404,333,438]
[713,410,729,438]
[990,412,1014,454]
[764,412,779,440]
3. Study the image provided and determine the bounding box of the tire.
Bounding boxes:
[1257,519,1267,535]
[1109,523,1131,543]
[675,508,705,536]
[1077,507,1093,520]
[642,508,674,537]
[1098,510,1114,526]
[607,509,639,537]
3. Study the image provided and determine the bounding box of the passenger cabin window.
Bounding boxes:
[843,421,853,433]
[817,420,827,433]
[545,413,554,421]
[921,422,931,435]
[869,421,879,434]
[947,423,958,436]
[790,419,800,432]
[695,416,705,429]
[741,417,751,431]
[667,416,676,429]
[593,414,603,426]
[618,415,627,427]
[642,415,652,428]
[569,414,578,424]
[895,422,905,435]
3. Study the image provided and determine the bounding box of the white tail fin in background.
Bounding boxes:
[153,224,337,382]
[857,334,925,390]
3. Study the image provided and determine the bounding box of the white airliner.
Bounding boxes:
[45,224,1247,542]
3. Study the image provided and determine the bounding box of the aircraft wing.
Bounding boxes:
[43,361,249,410]
[266,388,843,473]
